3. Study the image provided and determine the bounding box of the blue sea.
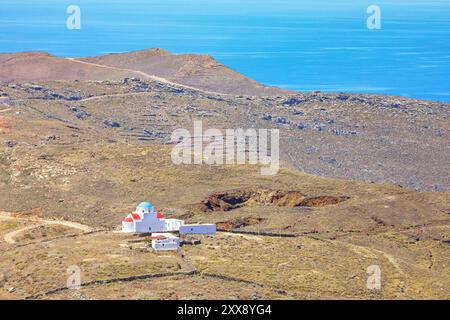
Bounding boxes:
[1,0,450,102]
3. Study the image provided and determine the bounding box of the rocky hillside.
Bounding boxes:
[0,49,289,96]
[78,48,290,96]
[1,78,448,191]
[0,81,449,298]
[0,51,449,300]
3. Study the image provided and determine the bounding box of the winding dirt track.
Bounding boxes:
[4,225,41,244]
[66,58,230,96]
[0,211,93,244]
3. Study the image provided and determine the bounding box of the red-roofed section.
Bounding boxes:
[131,213,141,220]
[157,212,164,219]
[123,217,133,223]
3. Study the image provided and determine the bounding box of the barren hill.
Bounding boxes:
[0,52,143,82]
[0,49,289,96]
[78,48,289,96]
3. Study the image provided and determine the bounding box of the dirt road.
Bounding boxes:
[0,211,94,244]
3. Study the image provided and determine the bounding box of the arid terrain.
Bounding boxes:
[0,49,449,300]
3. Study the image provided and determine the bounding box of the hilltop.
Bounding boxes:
[0,49,289,96]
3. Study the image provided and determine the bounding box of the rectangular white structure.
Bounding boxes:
[179,224,217,235]
[163,219,184,232]
[151,233,180,251]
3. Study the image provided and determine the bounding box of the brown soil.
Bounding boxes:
[300,196,350,207]
[0,116,9,131]
[195,189,348,212]
[13,224,80,242]
[217,217,267,231]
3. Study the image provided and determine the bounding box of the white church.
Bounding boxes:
[122,201,216,251]
[122,202,184,233]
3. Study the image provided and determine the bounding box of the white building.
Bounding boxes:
[122,201,217,251]
[151,233,180,251]
[179,224,216,235]
[121,202,184,233]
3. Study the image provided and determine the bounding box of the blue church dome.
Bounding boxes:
[137,201,153,209]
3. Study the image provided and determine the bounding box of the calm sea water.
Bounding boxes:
[1,0,450,102]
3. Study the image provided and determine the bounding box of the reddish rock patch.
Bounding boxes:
[300,196,349,207]
[195,189,349,212]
